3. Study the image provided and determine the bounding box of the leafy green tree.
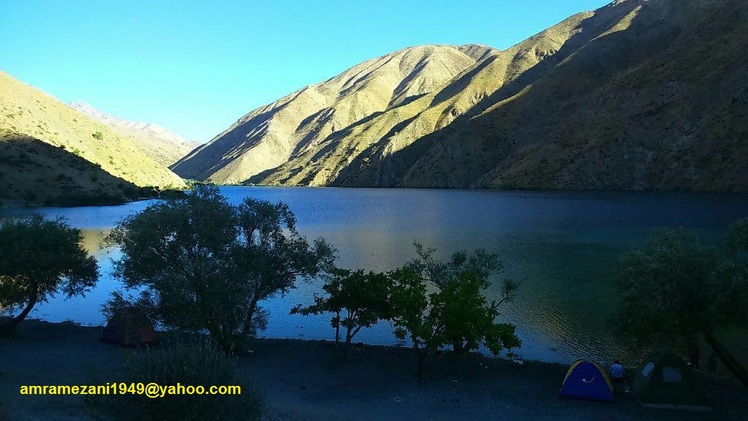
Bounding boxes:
[292,268,392,361]
[233,198,336,336]
[615,225,748,387]
[107,185,335,352]
[390,244,520,379]
[402,243,519,354]
[0,215,98,334]
[429,271,520,355]
[389,266,433,379]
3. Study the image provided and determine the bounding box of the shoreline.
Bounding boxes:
[1,320,746,420]
[16,316,575,365]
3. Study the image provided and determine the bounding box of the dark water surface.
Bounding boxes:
[3,187,747,364]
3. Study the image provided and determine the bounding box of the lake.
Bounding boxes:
[2,187,747,364]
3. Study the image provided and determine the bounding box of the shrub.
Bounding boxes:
[88,340,262,421]
[92,131,104,140]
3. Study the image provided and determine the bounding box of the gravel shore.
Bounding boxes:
[1,321,746,420]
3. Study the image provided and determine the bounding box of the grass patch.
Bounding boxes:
[87,339,262,421]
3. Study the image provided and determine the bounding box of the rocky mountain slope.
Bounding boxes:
[68,101,197,166]
[171,44,498,184]
[176,0,747,191]
[0,71,186,206]
[350,0,748,191]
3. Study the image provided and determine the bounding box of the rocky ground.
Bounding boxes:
[1,321,746,420]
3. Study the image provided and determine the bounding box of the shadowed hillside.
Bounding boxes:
[178,0,746,192]
[352,0,748,191]
[0,71,186,206]
[258,2,643,187]
[171,45,497,184]
[0,135,149,207]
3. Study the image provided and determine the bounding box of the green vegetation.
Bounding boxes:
[293,243,520,378]
[390,244,520,379]
[106,185,335,352]
[0,215,98,334]
[87,340,262,421]
[1,72,187,192]
[396,243,519,354]
[615,221,748,387]
[54,192,128,207]
[292,269,393,361]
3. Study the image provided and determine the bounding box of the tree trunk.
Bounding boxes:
[334,312,341,359]
[704,331,748,388]
[343,327,353,363]
[334,314,341,345]
[452,340,471,355]
[415,343,426,382]
[242,296,259,336]
[0,296,37,335]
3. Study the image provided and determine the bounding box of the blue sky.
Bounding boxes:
[1,1,610,142]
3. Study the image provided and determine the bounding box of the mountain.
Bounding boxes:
[176,0,748,191]
[68,101,198,166]
[171,44,498,184]
[0,71,186,206]
[355,0,748,191]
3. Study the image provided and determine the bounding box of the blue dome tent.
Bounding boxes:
[559,359,615,402]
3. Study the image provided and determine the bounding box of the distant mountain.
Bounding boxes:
[68,101,198,166]
[176,0,747,191]
[0,71,186,206]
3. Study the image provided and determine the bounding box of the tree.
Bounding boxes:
[390,244,520,379]
[615,225,748,387]
[429,271,520,356]
[107,185,335,352]
[233,198,336,337]
[292,268,392,361]
[389,266,432,380]
[0,215,98,334]
[401,243,520,354]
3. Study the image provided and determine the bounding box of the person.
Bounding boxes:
[609,360,625,383]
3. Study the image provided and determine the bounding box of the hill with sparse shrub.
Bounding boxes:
[174,0,748,191]
[0,71,186,206]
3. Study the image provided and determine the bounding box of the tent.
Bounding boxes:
[559,359,615,402]
[100,309,158,347]
[631,353,710,410]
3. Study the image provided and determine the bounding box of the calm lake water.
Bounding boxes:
[3,187,747,364]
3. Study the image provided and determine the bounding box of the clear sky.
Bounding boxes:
[1,0,611,142]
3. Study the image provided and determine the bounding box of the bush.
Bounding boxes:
[88,340,262,421]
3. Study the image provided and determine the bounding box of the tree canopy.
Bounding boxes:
[292,268,392,361]
[387,244,520,379]
[107,185,335,352]
[0,215,98,334]
[615,222,748,386]
[291,243,520,375]
[395,243,520,355]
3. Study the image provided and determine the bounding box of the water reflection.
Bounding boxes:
[2,188,747,364]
